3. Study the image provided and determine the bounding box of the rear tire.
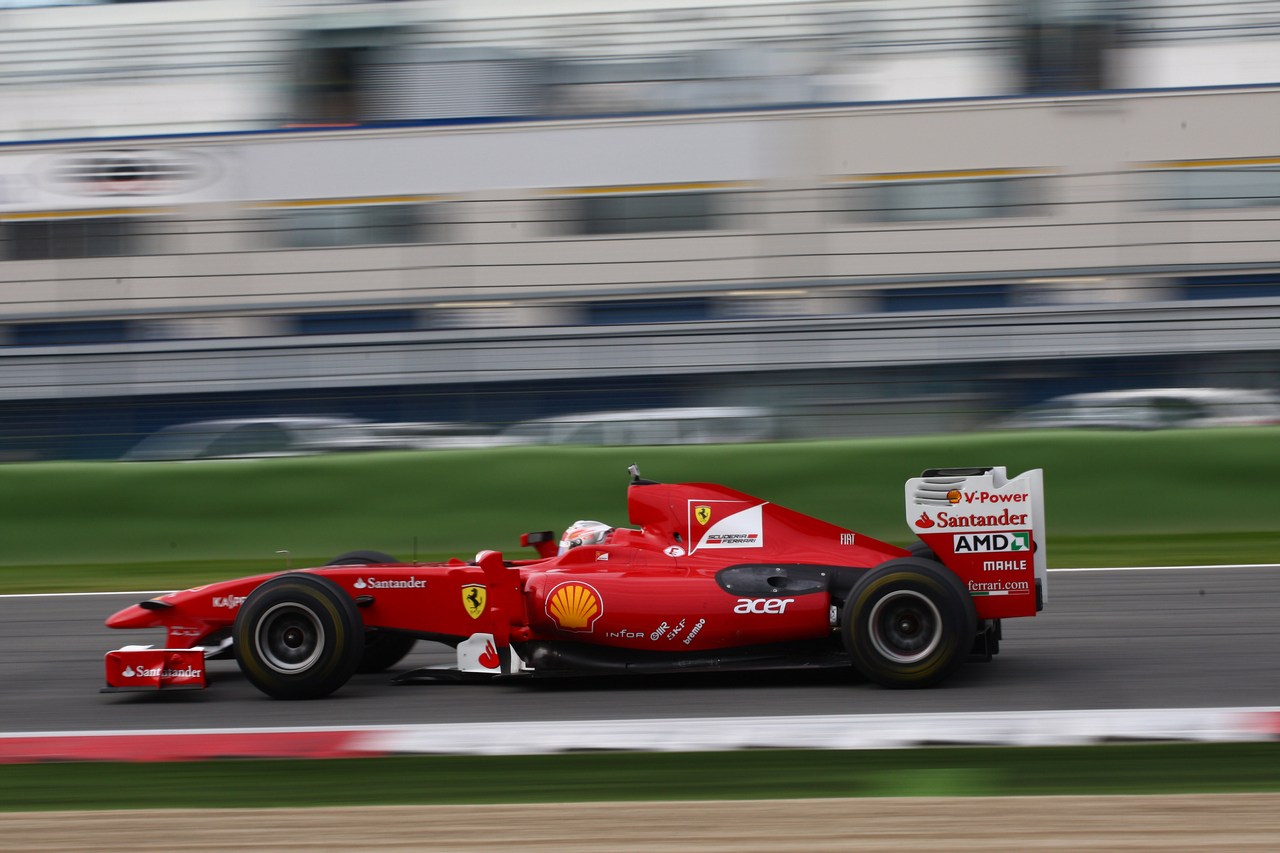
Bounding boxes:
[842,557,976,689]
[325,550,397,566]
[906,540,938,562]
[233,574,364,699]
[357,631,418,673]
[325,551,418,672]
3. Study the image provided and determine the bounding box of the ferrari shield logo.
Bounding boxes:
[695,505,712,525]
[461,584,486,620]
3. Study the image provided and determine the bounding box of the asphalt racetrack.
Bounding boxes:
[3,565,1279,734]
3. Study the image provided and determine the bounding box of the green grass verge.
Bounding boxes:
[1048,530,1280,568]
[2,743,1279,811]
[2,428,1278,594]
[4,530,1279,595]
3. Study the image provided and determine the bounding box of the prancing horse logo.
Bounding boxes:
[695,505,712,525]
[462,584,486,619]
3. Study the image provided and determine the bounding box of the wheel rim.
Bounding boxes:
[867,590,942,664]
[255,602,326,674]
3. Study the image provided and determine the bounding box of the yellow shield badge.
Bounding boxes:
[461,584,486,620]
[695,505,712,526]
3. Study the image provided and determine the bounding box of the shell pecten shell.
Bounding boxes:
[546,581,603,631]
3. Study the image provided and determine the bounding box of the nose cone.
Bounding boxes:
[105,603,161,630]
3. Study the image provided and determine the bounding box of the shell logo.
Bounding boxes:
[546,581,603,632]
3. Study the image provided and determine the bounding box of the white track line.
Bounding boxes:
[4,707,1278,754]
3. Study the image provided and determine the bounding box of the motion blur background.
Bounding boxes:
[2,0,1279,460]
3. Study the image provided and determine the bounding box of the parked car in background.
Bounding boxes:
[120,417,401,461]
[1000,388,1280,431]
[364,420,498,449]
[485,406,779,448]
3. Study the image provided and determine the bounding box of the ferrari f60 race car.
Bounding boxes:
[103,465,1047,698]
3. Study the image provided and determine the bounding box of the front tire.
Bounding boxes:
[842,558,976,688]
[233,574,364,699]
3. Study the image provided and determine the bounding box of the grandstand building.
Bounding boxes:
[1,0,1278,456]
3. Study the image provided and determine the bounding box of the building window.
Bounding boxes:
[1149,167,1280,210]
[9,320,133,347]
[291,310,422,336]
[879,284,1012,313]
[1020,1,1117,94]
[2,216,153,260]
[265,203,431,248]
[845,177,1046,223]
[570,192,722,235]
[582,297,714,324]
[290,27,397,125]
[1181,274,1280,301]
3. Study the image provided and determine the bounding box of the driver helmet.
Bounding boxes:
[558,520,613,555]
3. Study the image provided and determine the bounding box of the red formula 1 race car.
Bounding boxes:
[102,465,1047,698]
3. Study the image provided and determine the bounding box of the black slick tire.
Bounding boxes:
[324,551,417,672]
[906,540,939,562]
[233,573,364,699]
[842,557,976,689]
[355,631,418,673]
[325,550,397,566]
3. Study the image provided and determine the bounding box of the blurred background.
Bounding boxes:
[1,0,1279,461]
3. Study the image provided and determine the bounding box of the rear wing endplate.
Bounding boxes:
[905,467,1047,618]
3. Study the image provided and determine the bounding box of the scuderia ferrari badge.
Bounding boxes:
[695,505,712,525]
[461,584,486,619]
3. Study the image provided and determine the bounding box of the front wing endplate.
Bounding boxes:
[102,646,207,692]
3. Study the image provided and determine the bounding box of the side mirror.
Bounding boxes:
[520,530,558,558]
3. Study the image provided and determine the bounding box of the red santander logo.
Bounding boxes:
[479,640,500,670]
[919,509,1028,529]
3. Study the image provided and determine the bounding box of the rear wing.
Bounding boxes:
[904,467,1047,619]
